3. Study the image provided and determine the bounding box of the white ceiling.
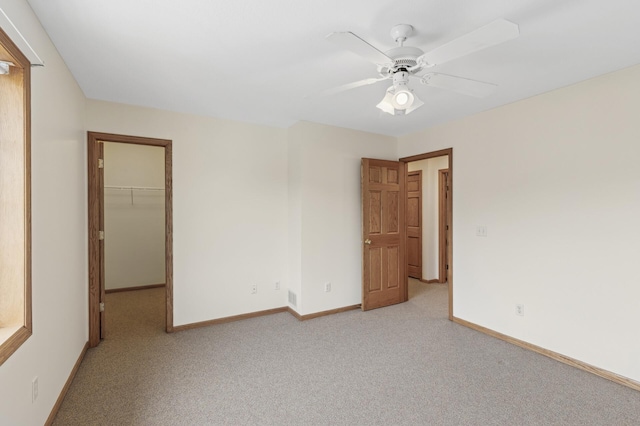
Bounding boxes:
[26,0,640,137]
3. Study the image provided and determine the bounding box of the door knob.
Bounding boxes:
[364,239,371,245]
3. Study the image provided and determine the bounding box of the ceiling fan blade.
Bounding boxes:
[418,19,519,66]
[315,77,389,97]
[416,73,497,98]
[327,31,393,65]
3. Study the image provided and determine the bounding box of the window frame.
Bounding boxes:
[0,26,32,366]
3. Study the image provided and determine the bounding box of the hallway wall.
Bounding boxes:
[408,156,448,281]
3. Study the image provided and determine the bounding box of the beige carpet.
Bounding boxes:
[52,281,640,425]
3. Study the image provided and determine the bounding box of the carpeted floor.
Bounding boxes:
[52,280,640,425]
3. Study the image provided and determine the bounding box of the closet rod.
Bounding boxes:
[104,186,165,191]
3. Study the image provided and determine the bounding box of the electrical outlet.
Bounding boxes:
[275,281,280,290]
[516,304,524,316]
[32,377,38,403]
[324,282,331,292]
[250,284,257,294]
[476,225,488,237]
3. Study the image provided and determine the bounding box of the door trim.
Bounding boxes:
[438,169,449,284]
[400,148,453,320]
[87,132,174,347]
[406,170,422,280]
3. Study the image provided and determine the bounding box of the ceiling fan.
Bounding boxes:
[323,19,520,115]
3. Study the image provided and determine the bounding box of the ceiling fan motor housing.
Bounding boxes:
[392,70,411,87]
[379,46,425,76]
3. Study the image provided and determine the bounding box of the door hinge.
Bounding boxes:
[98,158,104,169]
[446,264,449,270]
[99,230,105,240]
[99,302,105,312]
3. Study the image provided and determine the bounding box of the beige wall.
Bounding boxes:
[87,109,398,321]
[0,1,87,425]
[399,63,640,383]
[86,100,290,326]
[287,121,397,315]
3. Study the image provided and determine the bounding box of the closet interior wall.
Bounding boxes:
[103,142,166,291]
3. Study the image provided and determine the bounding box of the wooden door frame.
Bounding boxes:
[406,170,422,280]
[87,132,174,348]
[438,169,449,284]
[400,148,453,320]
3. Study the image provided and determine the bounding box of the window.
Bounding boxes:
[0,27,31,366]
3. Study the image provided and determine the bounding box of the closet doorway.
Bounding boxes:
[88,132,173,348]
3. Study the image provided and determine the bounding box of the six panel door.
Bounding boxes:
[361,159,406,310]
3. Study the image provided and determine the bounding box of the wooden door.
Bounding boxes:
[361,159,406,310]
[407,171,422,279]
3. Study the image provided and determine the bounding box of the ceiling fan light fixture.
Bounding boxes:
[376,89,396,114]
[376,84,423,116]
[405,94,424,114]
[391,88,413,109]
